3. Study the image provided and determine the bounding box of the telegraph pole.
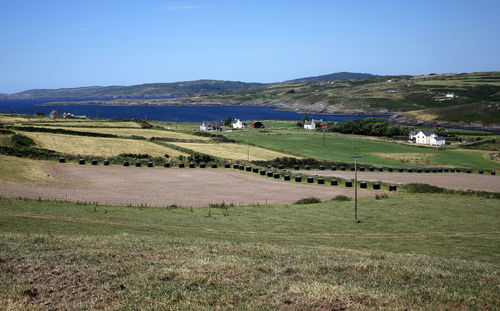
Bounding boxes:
[348,154,364,223]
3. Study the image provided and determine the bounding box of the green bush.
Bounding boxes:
[0,129,14,135]
[118,153,150,159]
[11,134,36,148]
[403,183,444,193]
[295,197,321,204]
[332,195,351,201]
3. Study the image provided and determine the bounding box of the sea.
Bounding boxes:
[0,98,390,122]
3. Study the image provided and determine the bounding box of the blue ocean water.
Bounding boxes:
[0,98,389,122]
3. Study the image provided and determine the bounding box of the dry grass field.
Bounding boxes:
[25,125,208,140]
[171,142,298,161]
[21,132,187,158]
[33,120,143,128]
[0,155,47,185]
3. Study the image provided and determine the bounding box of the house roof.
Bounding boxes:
[434,136,446,141]
[409,130,418,135]
[421,130,436,136]
[304,120,315,125]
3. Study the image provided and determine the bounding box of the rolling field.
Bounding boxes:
[171,142,297,161]
[30,120,143,128]
[25,125,208,140]
[20,132,187,158]
[0,155,47,184]
[224,130,499,169]
[0,194,498,310]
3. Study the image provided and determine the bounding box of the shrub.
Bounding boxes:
[0,129,14,135]
[188,152,215,163]
[403,183,444,193]
[118,153,150,159]
[332,195,351,201]
[375,193,389,200]
[11,134,36,148]
[295,197,321,204]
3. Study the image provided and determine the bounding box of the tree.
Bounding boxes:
[301,115,309,122]
[224,117,233,127]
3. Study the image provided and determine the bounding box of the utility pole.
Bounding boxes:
[246,126,250,161]
[348,154,364,223]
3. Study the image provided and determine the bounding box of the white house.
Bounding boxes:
[232,119,244,129]
[445,92,455,98]
[304,119,317,130]
[415,130,436,144]
[430,136,446,146]
[200,121,223,131]
[49,110,60,119]
[410,130,446,146]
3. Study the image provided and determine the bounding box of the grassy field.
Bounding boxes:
[29,120,143,128]
[25,125,209,140]
[171,142,297,161]
[0,194,498,310]
[20,132,188,158]
[223,130,499,169]
[0,155,47,184]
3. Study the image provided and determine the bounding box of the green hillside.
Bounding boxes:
[194,72,500,124]
[3,80,264,99]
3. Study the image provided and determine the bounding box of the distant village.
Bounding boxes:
[40,110,87,119]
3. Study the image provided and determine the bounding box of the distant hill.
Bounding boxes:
[285,72,377,83]
[2,80,264,99]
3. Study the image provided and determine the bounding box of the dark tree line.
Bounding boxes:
[325,118,412,138]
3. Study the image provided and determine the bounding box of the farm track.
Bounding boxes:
[0,163,373,207]
[298,170,500,192]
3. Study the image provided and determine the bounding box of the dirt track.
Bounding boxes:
[0,163,373,207]
[297,170,500,192]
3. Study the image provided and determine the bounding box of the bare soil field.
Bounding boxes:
[0,163,372,207]
[298,170,500,192]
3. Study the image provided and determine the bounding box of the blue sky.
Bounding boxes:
[1,0,499,93]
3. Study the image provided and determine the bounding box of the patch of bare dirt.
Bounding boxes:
[5,259,113,310]
[0,163,374,207]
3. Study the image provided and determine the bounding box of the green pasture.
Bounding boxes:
[0,194,498,309]
[223,130,499,169]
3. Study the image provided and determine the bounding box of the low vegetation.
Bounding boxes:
[19,132,187,158]
[0,193,498,309]
[295,197,321,204]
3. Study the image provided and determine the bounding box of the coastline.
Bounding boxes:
[21,98,500,132]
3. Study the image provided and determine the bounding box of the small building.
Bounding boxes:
[445,92,455,98]
[200,120,223,131]
[49,110,60,119]
[252,121,264,128]
[387,89,397,93]
[430,136,446,146]
[304,119,317,130]
[232,118,244,129]
[410,130,446,145]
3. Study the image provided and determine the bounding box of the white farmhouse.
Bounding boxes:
[410,130,446,146]
[232,118,244,129]
[304,119,316,130]
[414,130,437,144]
[445,92,455,98]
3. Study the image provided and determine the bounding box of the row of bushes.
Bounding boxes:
[9,126,120,138]
[403,183,500,199]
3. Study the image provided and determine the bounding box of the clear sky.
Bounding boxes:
[1,0,499,93]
